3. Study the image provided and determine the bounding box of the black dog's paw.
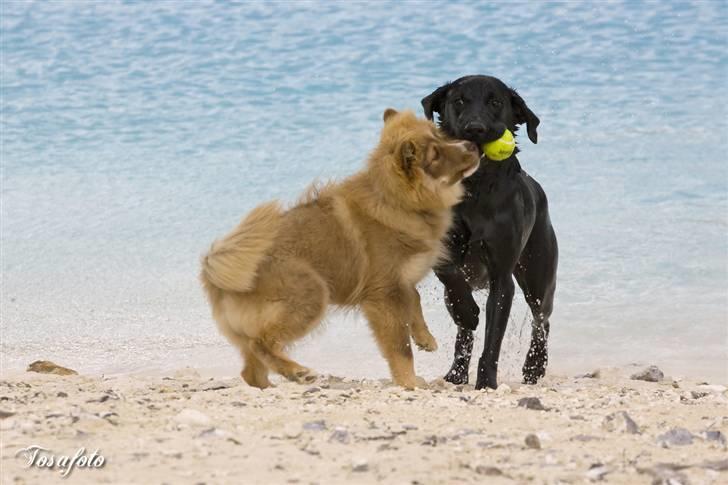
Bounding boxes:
[522,362,546,385]
[475,361,498,390]
[444,362,469,385]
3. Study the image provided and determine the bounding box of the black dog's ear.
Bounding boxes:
[421,82,451,120]
[509,88,540,144]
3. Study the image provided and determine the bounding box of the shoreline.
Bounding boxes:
[1,365,727,484]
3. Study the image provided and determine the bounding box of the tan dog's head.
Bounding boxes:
[369,108,480,210]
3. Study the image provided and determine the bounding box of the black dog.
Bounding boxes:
[421,75,558,390]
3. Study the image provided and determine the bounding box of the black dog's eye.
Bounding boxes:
[490,99,503,108]
[454,98,464,107]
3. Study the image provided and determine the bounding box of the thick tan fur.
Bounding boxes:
[201,109,479,389]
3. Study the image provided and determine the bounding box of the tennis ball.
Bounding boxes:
[482,129,515,161]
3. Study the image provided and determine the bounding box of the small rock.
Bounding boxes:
[602,411,639,434]
[98,412,119,425]
[174,409,212,426]
[703,430,726,446]
[690,390,709,399]
[524,433,541,449]
[303,386,320,395]
[421,435,447,447]
[27,360,77,376]
[303,420,327,431]
[517,397,546,411]
[329,427,350,444]
[586,463,610,481]
[197,380,233,391]
[57,392,68,398]
[630,365,664,382]
[657,427,694,447]
[0,410,15,419]
[86,390,121,403]
[475,465,502,476]
[351,459,369,472]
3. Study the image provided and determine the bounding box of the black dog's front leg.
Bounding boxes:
[475,275,515,390]
[436,269,478,384]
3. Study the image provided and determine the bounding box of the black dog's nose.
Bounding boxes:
[464,121,488,137]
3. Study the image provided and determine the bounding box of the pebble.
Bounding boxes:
[524,433,541,449]
[517,397,546,411]
[703,430,726,446]
[197,380,233,391]
[303,420,327,431]
[586,463,610,481]
[475,465,502,476]
[174,409,212,426]
[329,426,350,444]
[656,427,694,447]
[630,365,664,382]
[601,411,639,434]
[351,458,369,472]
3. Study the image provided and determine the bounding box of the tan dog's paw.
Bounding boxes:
[413,331,438,352]
[289,367,318,384]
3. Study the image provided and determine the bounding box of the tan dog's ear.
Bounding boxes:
[398,140,417,176]
[383,108,398,122]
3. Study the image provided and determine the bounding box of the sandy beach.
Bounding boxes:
[1,365,726,484]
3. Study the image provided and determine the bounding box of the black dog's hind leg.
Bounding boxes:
[475,273,515,390]
[514,219,558,385]
[436,269,478,384]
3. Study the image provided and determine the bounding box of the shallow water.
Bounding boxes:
[2,1,727,382]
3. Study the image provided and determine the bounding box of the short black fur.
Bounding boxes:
[421,75,558,390]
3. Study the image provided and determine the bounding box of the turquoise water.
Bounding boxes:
[2,1,727,381]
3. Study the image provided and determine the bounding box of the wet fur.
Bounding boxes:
[201,110,479,389]
[422,75,558,390]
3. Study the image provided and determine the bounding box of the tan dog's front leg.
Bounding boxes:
[362,297,417,389]
[407,286,438,352]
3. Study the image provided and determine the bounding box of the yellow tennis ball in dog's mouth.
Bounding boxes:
[482,129,515,161]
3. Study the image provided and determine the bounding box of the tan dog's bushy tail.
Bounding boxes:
[201,201,283,293]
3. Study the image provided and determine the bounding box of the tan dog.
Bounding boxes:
[201,109,479,389]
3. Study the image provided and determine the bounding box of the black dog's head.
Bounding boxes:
[421,75,539,151]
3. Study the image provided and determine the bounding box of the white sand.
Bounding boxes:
[1,366,726,484]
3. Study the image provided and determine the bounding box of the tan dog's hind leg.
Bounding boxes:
[362,296,417,389]
[407,287,438,352]
[249,261,328,384]
[241,342,271,389]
